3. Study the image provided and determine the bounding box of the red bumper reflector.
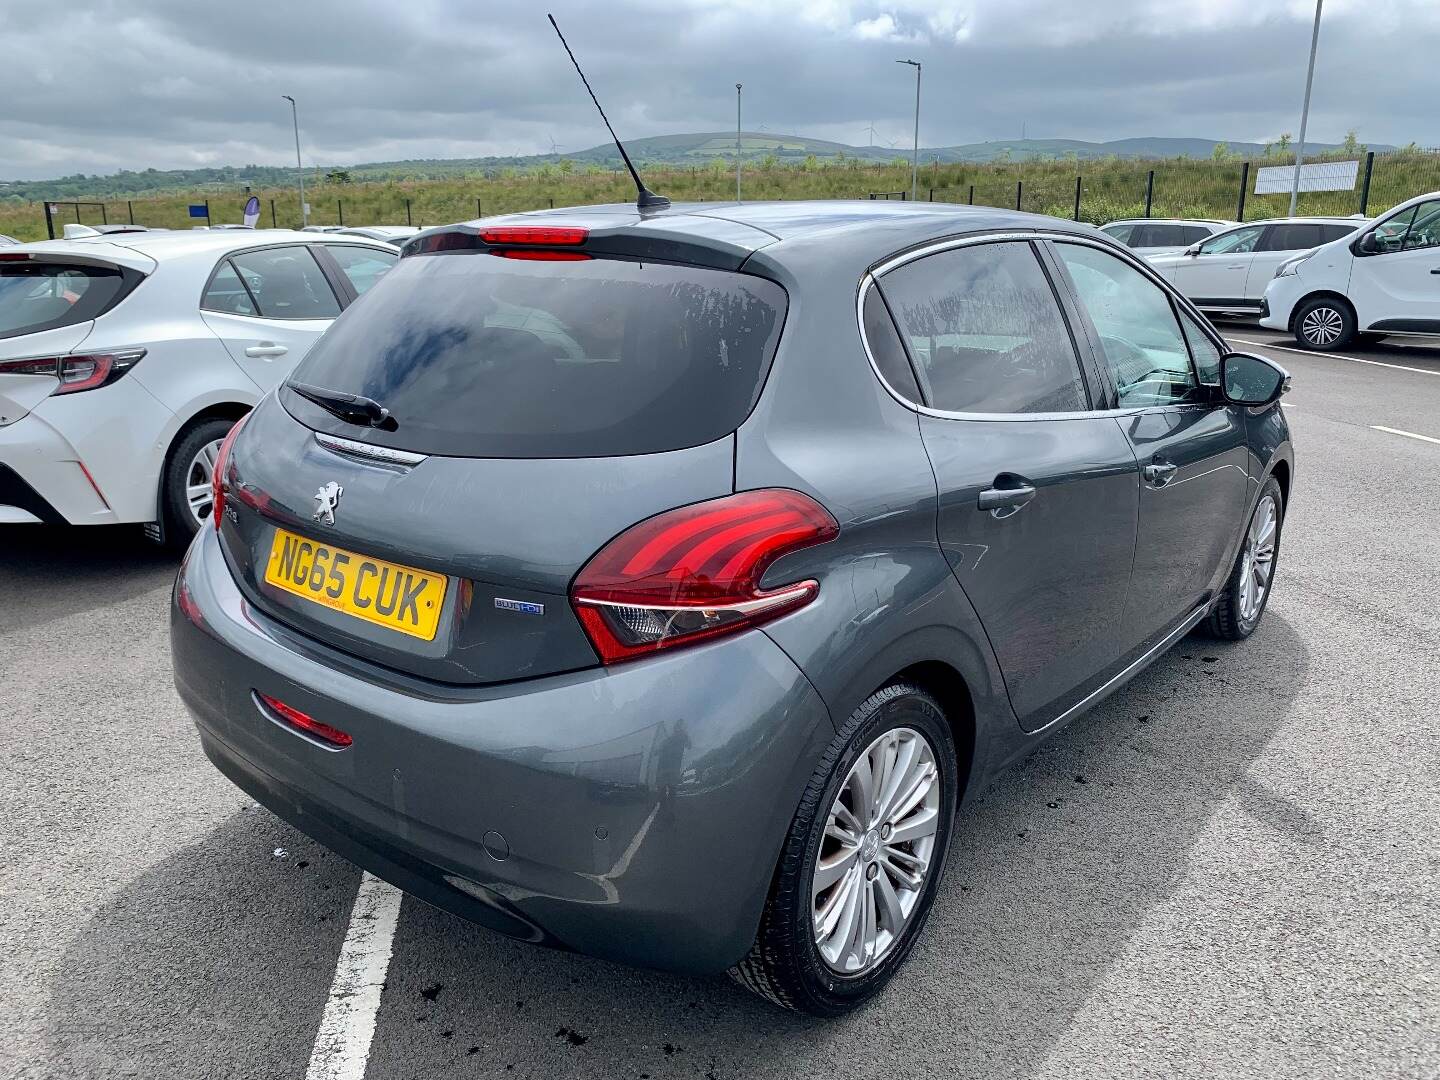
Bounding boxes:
[255,691,353,748]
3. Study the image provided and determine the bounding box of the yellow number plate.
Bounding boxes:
[263,528,447,641]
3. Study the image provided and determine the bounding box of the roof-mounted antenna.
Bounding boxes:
[546,13,670,211]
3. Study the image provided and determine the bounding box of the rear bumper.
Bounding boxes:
[172,526,835,974]
[0,413,111,524]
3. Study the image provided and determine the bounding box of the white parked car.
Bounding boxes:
[0,230,398,542]
[1147,216,1363,315]
[1262,191,1440,350]
[335,226,421,244]
[0,234,20,247]
[1098,218,1235,257]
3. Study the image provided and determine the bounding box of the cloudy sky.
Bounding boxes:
[2,0,1435,179]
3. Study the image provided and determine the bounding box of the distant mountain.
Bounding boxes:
[0,133,1400,199]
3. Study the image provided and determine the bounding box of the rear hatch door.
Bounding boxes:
[220,236,788,685]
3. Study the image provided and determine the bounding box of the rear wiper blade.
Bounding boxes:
[287,382,395,430]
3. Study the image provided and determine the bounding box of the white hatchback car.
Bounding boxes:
[1262,191,1440,350]
[1147,216,1363,315]
[0,230,397,542]
[1097,218,1234,258]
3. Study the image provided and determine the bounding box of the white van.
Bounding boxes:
[1262,191,1440,350]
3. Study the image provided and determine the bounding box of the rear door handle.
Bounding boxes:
[245,343,288,358]
[977,477,1037,512]
[1143,461,1178,486]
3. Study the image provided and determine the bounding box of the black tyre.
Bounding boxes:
[1292,296,1356,351]
[730,682,958,1016]
[1204,476,1284,640]
[162,417,240,548]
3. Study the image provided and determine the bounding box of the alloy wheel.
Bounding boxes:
[811,726,941,976]
[1300,305,1344,346]
[185,438,225,527]
[1238,494,1278,623]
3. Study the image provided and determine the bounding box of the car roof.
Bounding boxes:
[419,200,1102,271]
[12,228,396,271]
[1219,216,1361,228]
[1104,218,1234,226]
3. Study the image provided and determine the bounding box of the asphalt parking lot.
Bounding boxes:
[3,327,1438,1080]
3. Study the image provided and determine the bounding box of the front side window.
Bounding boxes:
[1055,243,1201,408]
[1134,224,1186,248]
[227,247,340,320]
[1402,199,1440,251]
[877,241,1088,414]
[1198,225,1265,256]
[1368,207,1417,254]
[325,245,398,296]
[1178,308,1223,386]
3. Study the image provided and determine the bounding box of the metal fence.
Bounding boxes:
[16,149,1440,239]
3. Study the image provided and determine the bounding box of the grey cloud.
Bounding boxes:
[0,0,1433,179]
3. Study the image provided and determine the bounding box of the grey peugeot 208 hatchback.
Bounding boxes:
[171,200,1293,1016]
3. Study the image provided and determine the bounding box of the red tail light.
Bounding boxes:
[210,413,250,532]
[255,691,353,748]
[0,349,145,395]
[479,226,588,246]
[570,489,839,664]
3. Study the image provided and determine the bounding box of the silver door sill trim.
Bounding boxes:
[314,431,427,466]
[1030,602,1210,733]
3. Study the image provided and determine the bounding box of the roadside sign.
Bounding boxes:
[1255,160,1359,194]
[188,204,209,218]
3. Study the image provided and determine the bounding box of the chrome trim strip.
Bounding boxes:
[856,229,1229,421]
[313,431,427,466]
[575,581,816,615]
[1030,603,1210,734]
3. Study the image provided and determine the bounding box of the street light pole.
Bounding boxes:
[282,95,308,228]
[896,59,921,201]
[735,83,742,203]
[1288,0,1324,217]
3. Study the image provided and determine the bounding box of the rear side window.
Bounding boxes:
[877,241,1088,414]
[1318,224,1355,244]
[1260,224,1326,252]
[284,253,788,458]
[1100,224,1135,245]
[861,285,921,402]
[1181,226,1215,244]
[324,245,398,296]
[0,263,131,340]
[222,247,340,320]
[201,262,256,315]
[1133,224,1187,248]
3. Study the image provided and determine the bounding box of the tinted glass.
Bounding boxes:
[1318,224,1355,243]
[1134,224,1187,248]
[1181,226,1215,244]
[0,263,128,340]
[285,253,788,458]
[1055,243,1201,407]
[1179,308,1223,386]
[1402,200,1440,250]
[878,241,1087,414]
[201,262,257,315]
[1101,224,1135,244]
[228,247,340,320]
[862,284,921,402]
[325,244,398,296]
[1259,224,1325,252]
[1198,225,1264,255]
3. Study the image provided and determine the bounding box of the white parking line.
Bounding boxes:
[1372,425,1440,446]
[305,872,404,1080]
[1227,337,1440,377]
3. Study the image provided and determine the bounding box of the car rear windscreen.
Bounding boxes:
[282,252,788,458]
[0,263,130,340]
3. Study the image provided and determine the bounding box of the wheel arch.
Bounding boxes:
[876,658,978,805]
[1289,289,1356,334]
[148,400,253,541]
[1267,457,1291,507]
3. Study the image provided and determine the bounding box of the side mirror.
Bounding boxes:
[1221,352,1290,407]
[1185,243,1202,256]
[1356,232,1378,255]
